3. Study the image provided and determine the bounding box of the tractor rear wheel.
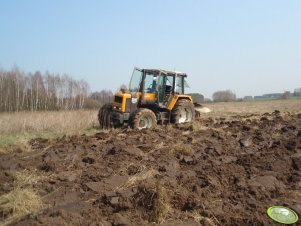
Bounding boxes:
[98,104,113,129]
[171,99,195,124]
[131,108,157,130]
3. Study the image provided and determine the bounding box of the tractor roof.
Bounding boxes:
[137,68,187,77]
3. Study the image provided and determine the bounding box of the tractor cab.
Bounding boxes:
[129,68,188,108]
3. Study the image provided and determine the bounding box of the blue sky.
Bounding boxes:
[0,0,300,98]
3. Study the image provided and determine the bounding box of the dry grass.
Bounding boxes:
[204,99,301,117]
[151,180,170,224]
[191,121,210,132]
[114,167,169,224]
[0,188,42,226]
[0,110,98,135]
[191,210,219,226]
[13,170,39,188]
[116,168,158,191]
[165,124,174,132]
[172,142,193,155]
[0,110,99,152]
[0,171,42,226]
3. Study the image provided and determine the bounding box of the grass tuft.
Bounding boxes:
[191,210,218,226]
[172,142,193,155]
[0,188,42,226]
[13,170,39,188]
[151,180,170,224]
[0,170,42,225]
[116,168,157,191]
[191,122,209,132]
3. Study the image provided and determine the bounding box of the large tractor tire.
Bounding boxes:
[130,108,157,130]
[98,104,113,129]
[171,99,195,124]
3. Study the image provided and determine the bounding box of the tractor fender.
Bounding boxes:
[167,95,192,111]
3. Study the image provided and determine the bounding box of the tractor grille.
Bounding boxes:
[114,96,123,104]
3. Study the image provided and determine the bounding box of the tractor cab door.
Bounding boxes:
[157,72,175,107]
[129,67,143,92]
[140,70,159,105]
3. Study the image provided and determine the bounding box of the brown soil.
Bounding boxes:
[1,111,301,226]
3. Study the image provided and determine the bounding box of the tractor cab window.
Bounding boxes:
[158,73,174,105]
[144,72,158,93]
[165,75,174,94]
[175,76,184,94]
[129,69,142,92]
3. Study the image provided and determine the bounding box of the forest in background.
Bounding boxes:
[2,66,298,113]
[0,67,113,112]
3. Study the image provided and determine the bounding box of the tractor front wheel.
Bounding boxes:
[131,108,157,130]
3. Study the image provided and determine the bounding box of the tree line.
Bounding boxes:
[0,67,113,112]
[212,90,236,102]
[211,89,299,102]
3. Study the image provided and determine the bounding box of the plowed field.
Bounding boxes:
[1,111,301,226]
